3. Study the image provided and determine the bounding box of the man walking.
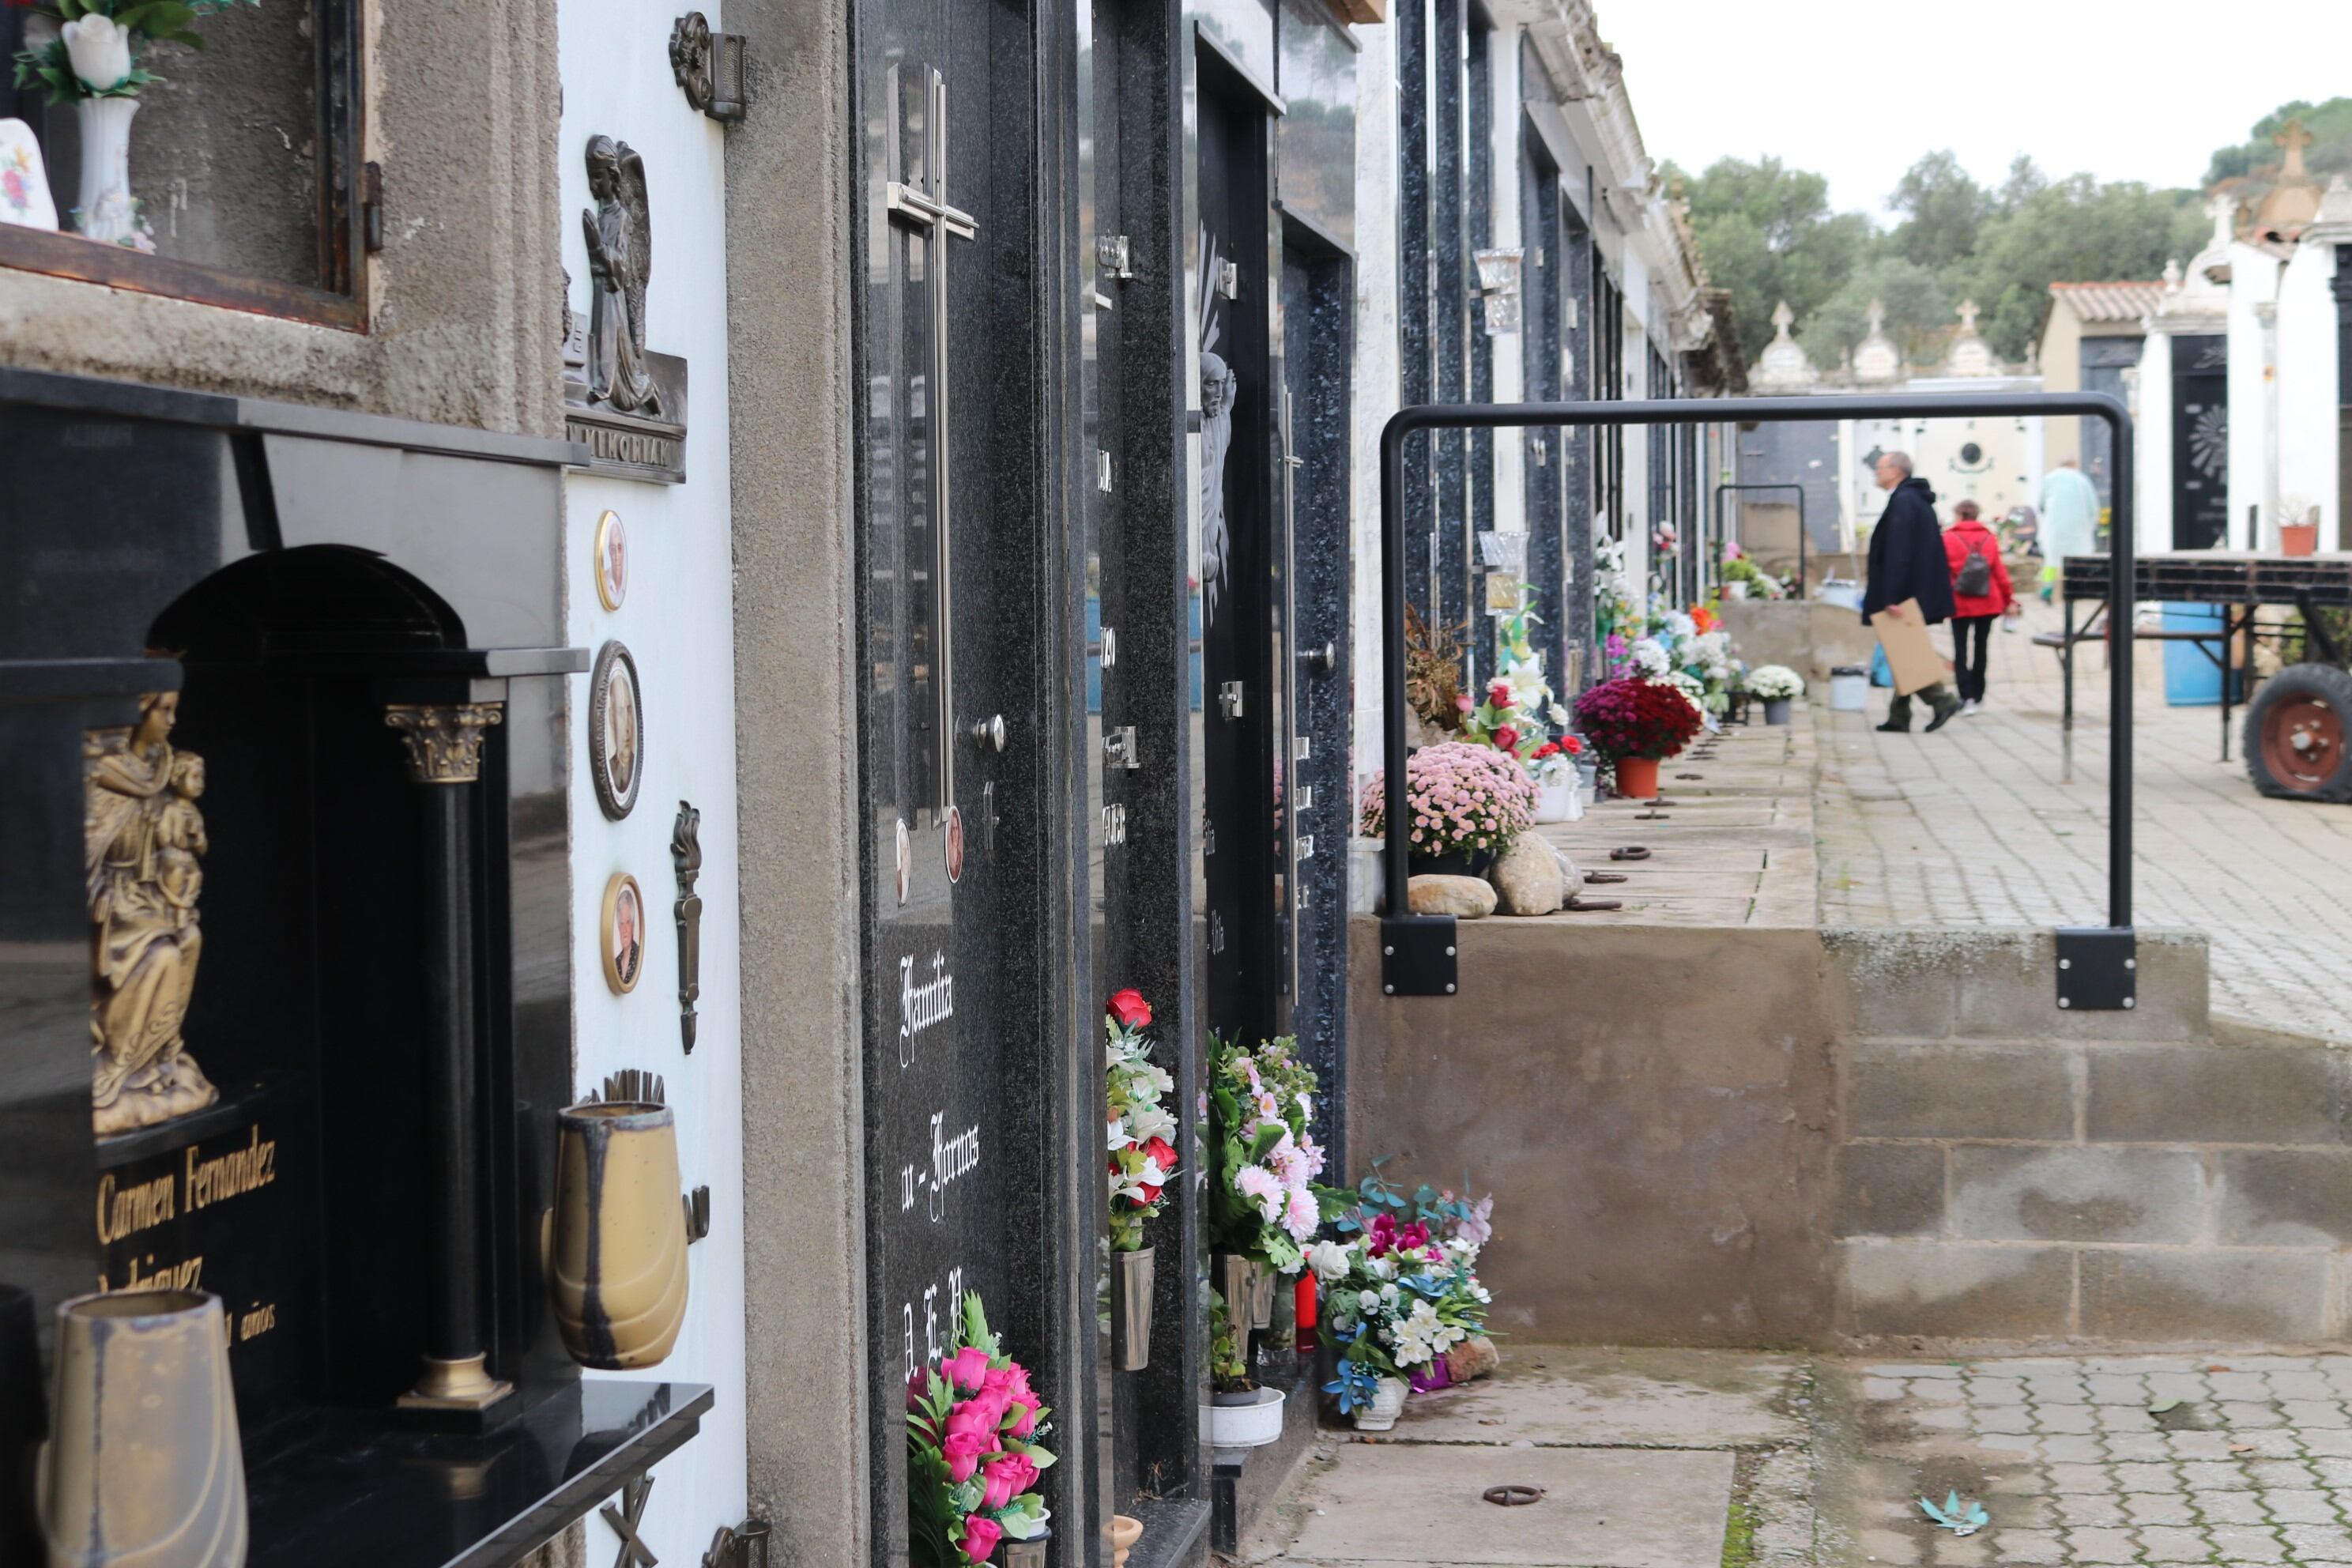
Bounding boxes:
[1862,450,1962,733]
[2036,457,2101,603]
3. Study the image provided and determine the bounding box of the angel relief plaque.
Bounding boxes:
[564,134,689,484]
[87,692,220,1136]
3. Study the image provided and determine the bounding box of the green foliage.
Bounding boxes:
[1887,150,1990,272]
[1670,156,1874,364]
[12,0,259,106]
[1798,255,1949,368]
[2203,96,2352,190]
[1950,170,2205,360]
[1208,1288,1252,1393]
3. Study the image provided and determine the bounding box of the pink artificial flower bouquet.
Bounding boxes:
[906,1293,1055,1564]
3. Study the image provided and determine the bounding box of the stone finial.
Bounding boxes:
[2275,117,2315,183]
[1753,298,1819,390]
[2258,116,2324,230]
[1957,299,1979,335]
[1948,298,1993,377]
[1865,298,1886,336]
[1853,299,1899,384]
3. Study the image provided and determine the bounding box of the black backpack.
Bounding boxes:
[1955,540,1992,598]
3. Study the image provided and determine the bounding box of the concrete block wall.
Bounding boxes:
[1827,929,2352,1345]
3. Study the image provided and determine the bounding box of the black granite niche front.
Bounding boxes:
[0,368,705,1568]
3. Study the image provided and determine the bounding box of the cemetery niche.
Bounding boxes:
[0,368,707,1568]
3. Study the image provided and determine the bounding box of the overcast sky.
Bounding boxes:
[1597,0,2352,220]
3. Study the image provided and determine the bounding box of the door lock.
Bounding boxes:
[970,714,1007,753]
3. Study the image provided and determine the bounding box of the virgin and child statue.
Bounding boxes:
[87,691,220,1136]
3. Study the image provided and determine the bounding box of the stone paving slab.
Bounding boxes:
[1386,1349,1805,1449]
[1815,600,2352,1043]
[1275,1444,1734,1566]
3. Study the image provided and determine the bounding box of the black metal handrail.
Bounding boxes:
[1378,392,2135,1003]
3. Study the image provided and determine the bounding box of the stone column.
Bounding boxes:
[384,700,512,1414]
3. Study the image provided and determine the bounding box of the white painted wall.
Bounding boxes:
[1350,16,1399,818]
[2225,243,2278,549]
[2138,330,2177,556]
[558,5,747,1564]
[2278,242,2343,548]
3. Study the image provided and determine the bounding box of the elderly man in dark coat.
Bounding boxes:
[1862,450,1962,733]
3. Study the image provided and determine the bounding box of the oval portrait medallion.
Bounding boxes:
[590,640,644,820]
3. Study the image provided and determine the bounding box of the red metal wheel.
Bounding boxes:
[2245,662,2352,802]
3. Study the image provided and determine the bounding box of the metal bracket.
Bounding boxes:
[2055,926,2137,1012]
[1381,915,1459,997]
[1218,259,1240,300]
[1096,233,1133,279]
[1217,680,1245,720]
[1102,726,1140,770]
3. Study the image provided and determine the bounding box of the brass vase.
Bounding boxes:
[548,1102,690,1370]
[39,1290,247,1568]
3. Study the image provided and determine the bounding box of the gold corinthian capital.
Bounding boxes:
[384,703,506,785]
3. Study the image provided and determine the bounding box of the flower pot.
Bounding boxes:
[1113,1245,1154,1372]
[1532,776,1581,823]
[1723,580,1749,601]
[1208,1385,1286,1449]
[1351,1376,1411,1433]
[1409,1355,1454,1393]
[1002,1527,1050,1568]
[1110,1514,1144,1568]
[1408,846,1494,879]
[74,96,139,246]
[1613,755,1660,800]
[40,1290,247,1568]
[548,1102,690,1370]
[1763,697,1793,726]
[2283,521,2320,558]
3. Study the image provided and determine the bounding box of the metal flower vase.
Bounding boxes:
[548,1102,690,1370]
[1112,1246,1154,1372]
[1217,1253,1275,1331]
[39,1290,247,1568]
[1001,1526,1050,1568]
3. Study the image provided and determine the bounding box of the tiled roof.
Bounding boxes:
[2048,281,2167,323]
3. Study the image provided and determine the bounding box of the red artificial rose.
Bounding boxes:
[1141,1135,1178,1174]
[1562,735,1583,754]
[1533,741,1559,758]
[1107,988,1152,1028]
[1488,680,1511,707]
[1493,726,1519,752]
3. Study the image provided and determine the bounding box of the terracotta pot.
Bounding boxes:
[2283,522,2320,558]
[1613,755,1660,799]
[40,1289,247,1568]
[548,1102,689,1370]
[1110,1513,1144,1568]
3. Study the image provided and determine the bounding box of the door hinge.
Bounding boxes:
[1096,233,1133,279]
[362,161,384,254]
[1218,259,1240,300]
[1217,680,1245,719]
[1096,450,1114,494]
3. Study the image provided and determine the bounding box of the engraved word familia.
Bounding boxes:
[898,950,954,1057]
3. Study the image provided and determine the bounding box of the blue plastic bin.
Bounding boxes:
[2160,602,2241,707]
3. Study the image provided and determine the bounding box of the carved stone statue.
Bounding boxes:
[1198,349,1236,627]
[582,135,663,418]
[86,692,219,1136]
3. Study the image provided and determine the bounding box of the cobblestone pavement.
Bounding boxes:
[1814,600,2352,1042]
[1836,1354,2352,1568]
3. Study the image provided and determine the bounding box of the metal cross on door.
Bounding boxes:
[887,64,978,813]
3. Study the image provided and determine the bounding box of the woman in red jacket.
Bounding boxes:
[1943,500,2016,714]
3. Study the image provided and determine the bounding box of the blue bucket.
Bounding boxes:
[2159,602,2240,707]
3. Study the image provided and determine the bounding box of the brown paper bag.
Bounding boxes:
[1870,600,1947,695]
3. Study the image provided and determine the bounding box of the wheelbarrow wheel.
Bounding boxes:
[2245,662,2352,802]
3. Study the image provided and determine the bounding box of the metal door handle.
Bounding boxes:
[970,714,1006,753]
[1303,642,1336,674]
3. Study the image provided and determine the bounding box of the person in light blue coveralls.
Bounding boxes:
[2036,458,2101,603]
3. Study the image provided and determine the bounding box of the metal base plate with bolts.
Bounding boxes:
[1381,914,1458,997]
[2055,926,2137,1012]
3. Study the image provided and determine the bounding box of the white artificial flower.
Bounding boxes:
[1378,1281,1400,1301]
[1365,1254,1397,1281]
[1308,1240,1352,1283]
[62,14,132,92]
[1356,1289,1379,1312]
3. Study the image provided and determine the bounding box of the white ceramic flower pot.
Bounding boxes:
[74,96,138,244]
[1531,776,1581,823]
[1208,1385,1286,1449]
[1724,581,1748,601]
[1351,1375,1410,1432]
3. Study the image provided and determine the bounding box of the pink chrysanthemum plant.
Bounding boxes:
[1105,988,1178,1253]
[1355,741,1537,860]
[1208,1033,1326,1276]
[906,1292,1056,1566]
